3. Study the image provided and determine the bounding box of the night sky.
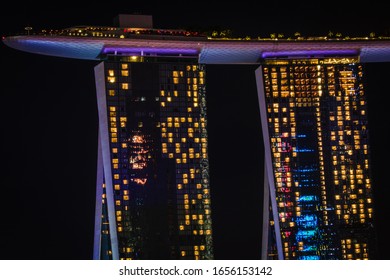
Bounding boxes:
[1,3,389,260]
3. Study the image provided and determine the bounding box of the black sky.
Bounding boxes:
[1,3,389,260]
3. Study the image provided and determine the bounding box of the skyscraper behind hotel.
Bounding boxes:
[3,14,389,260]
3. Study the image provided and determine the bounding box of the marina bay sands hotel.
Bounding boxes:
[4,14,390,260]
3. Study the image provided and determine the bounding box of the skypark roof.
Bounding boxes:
[3,33,390,63]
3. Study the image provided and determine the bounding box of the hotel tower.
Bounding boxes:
[3,14,390,260]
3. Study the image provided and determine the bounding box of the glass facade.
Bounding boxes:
[257,57,376,260]
[94,56,213,260]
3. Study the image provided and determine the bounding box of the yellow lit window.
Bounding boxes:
[121,70,129,76]
[122,83,129,90]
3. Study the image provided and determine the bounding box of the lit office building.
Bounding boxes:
[256,57,375,259]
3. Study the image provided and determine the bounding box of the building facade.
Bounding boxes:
[93,56,213,260]
[256,57,376,259]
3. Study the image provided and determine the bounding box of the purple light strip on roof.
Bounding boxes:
[102,47,199,56]
[262,49,359,58]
